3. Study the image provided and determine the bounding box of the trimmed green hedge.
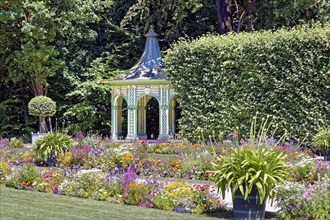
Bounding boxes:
[165,23,330,142]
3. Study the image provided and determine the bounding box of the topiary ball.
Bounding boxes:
[28,96,56,117]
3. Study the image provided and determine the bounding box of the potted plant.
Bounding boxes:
[28,96,56,144]
[211,146,289,220]
[33,133,73,166]
[312,128,330,161]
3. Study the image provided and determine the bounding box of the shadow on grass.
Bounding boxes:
[205,209,277,220]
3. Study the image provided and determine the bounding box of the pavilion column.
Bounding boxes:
[111,94,125,140]
[158,86,170,140]
[126,85,138,140]
[169,105,175,137]
[137,96,147,139]
[111,105,119,140]
[110,91,120,140]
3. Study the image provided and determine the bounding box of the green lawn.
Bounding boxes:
[0,187,232,220]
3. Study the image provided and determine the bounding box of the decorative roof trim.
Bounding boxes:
[100,79,170,86]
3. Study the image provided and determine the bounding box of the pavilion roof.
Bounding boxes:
[112,28,168,81]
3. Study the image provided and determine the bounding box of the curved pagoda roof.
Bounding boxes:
[101,28,168,86]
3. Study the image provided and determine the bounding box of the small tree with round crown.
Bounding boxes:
[28,96,56,133]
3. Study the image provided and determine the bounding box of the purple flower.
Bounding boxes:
[122,165,137,193]
[174,207,185,213]
[75,131,84,139]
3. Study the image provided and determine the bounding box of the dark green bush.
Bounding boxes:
[165,23,330,142]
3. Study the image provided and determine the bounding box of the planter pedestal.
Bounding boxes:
[233,189,266,220]
[31,132,48,145]
[47,154,57,167]
[324,150,330,161]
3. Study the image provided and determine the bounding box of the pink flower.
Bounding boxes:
[233,131,237,139]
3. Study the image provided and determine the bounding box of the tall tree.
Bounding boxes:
[120,0,217,49]
[0,0,118,136]
[216,0,232,34]
[0,0,61,96]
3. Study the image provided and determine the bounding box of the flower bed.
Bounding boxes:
[1,134,330,217]
[2,163,226,214]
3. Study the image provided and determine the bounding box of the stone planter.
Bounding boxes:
[46,154,57,167]
[323,150,330,161]
[233,189,266,220]
[31,132,48,145]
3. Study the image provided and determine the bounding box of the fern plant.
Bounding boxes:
[33,133,73,161]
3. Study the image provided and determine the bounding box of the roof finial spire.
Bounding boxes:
[149,24,154,32]
[145,26,158,38]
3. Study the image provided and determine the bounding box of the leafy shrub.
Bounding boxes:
[275,177,330,219]
[8,139,24,148]
[59,179,80,197]
[124,182,149,205]
[312,128,330,153]
[71,145,91,166]
[212,146,289,204]
[21,152,34,164]
[289,156,318,183]
[6,165,42,189]
[57,152,73,167]
[165,23,330,142]
[153,181,217,214]
[0,161,11,185]
[305,184,330,219]
[33,133,73,161]
[60,171,123,201]
[78,172,105,194]
[36,169,65,193]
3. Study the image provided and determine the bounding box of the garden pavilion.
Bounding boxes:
[101,28,179,140]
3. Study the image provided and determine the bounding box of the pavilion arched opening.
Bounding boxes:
[169,96,182,138]
[137,95,160,140]
[112,95,127,140]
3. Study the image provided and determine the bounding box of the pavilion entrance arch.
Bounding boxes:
[111,95,128,140]
[169,95,182,137]
[137,95,160,139]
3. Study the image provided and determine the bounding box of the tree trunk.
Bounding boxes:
[236,0,257,33]
[32,80,48,133]
[246,0,257,31]
[32,80,46,96]
[216,0,232,35]
[19,81,29,127]
[39,116,48,133]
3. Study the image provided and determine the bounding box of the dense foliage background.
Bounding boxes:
[0,0,329,140]
[165,23,330,142]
